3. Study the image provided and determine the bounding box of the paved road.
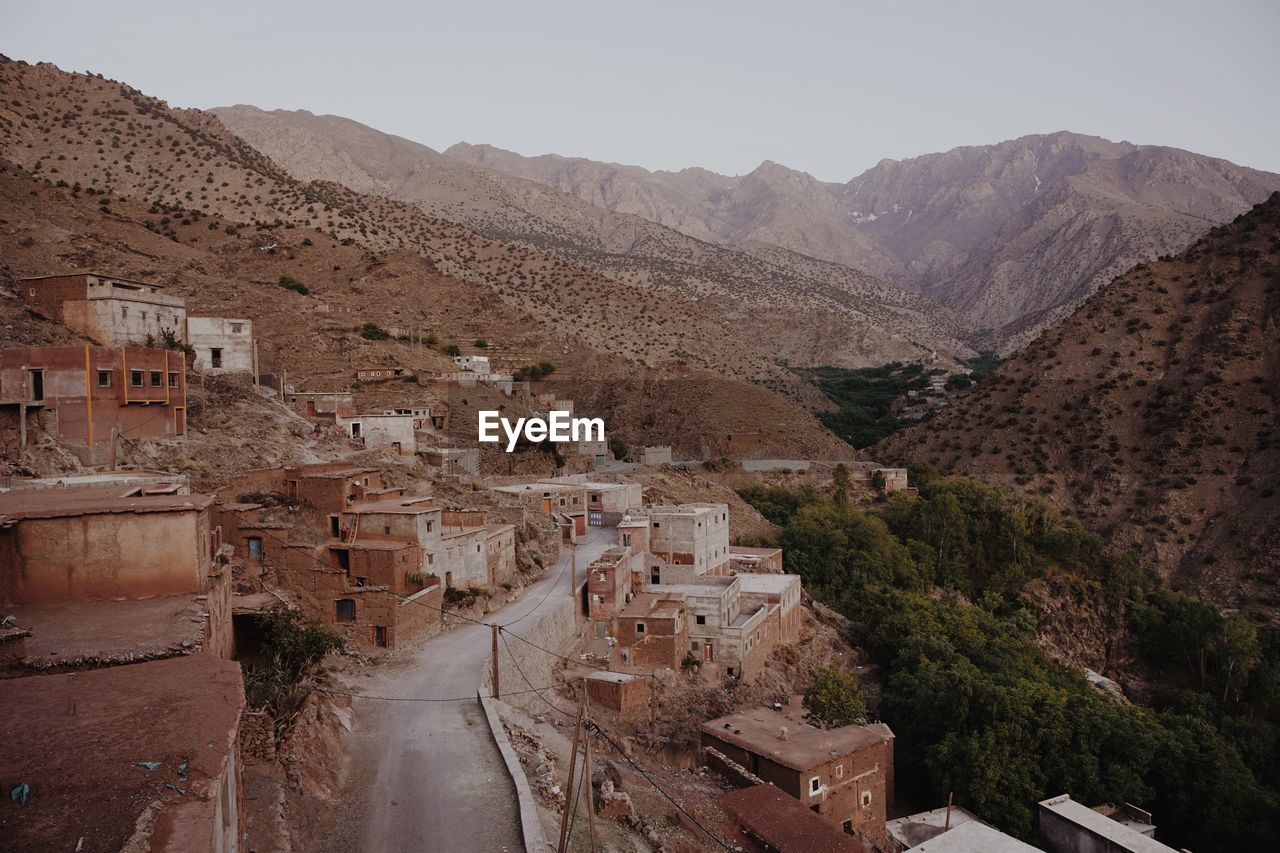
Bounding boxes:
[320,528,614,853]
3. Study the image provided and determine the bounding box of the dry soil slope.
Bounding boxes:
[875,193,1280,618]
[447,133,1280,346]
[0,57,851,459]
[211,105,973,361]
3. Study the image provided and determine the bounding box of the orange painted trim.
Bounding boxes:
[83,344,94,445]
[121,347,130,404]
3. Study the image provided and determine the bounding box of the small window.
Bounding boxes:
[652,521,660,529]
[231,323,243,333]
[97,369,112,387]
[635,622,646,634]
[210,347,223,368]
[130,370,143,387]
[809,777,821,795]
[861,790,873,808]
[150,370,162,387]
[696,614,706,625]
[835,765,844,779]
[336,599,356,622]
[121,306,128,318]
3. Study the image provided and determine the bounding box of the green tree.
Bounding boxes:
[804,667,868,728]
[834,463,852,505]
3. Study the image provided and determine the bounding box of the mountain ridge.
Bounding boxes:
[439,130,1280,346]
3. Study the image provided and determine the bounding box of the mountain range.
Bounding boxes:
[876,192,1280,616]
[211,104,1279,352]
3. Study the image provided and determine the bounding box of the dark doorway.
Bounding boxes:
[30,369,43,402]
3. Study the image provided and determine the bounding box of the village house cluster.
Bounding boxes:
[1,272,257,465]
[0,271,1190,853]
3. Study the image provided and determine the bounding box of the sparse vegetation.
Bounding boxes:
[277,275,309,295]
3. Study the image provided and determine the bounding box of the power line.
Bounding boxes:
[317,686,558,703]
[497,630,733,851]
[498,540,576,628]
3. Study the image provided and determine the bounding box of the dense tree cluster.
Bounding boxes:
[743,474,1280,851]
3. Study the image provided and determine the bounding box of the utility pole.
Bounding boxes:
[109,427,118,471]
[582,686,599,851]
[491,624,500,700]
[557,709,585,853]
[570,540,577,603]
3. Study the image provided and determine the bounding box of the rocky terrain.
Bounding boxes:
[211,104,974,368]
[876,193,1280,618]
[0,56,854,458]
[441,132,1279,348]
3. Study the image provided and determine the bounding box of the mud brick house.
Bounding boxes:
[18,272,188,346]
[383,406,434,430]
[611,592,690,670]
[0,486,233,670]
[0,488,217,606]
[873,467,910,495]
[584,670,648,713]
[702,699,895,845]
[224,462,386,520]
[335,411,417,455]
[736,572,803,646]
[355,365,408,382]
[420,446,478,476]
[285,390,354,420]
[537,478,643,526]
[0,344,187,463]
[0,655,245,852]
[633,503,731,583]
[491,481,588,516]
[720,785,867,853]
[440,510,518,588]
[649,576,778,679]
[335,495,442,578]
[587,546,644,624]
[186,316,254,374]
[280,493,445,650]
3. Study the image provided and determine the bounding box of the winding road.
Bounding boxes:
[319,527,613,852]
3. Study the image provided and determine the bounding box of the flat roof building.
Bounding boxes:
[1,344,188,463]
[18,272,187,347]
[720,784,867,853]
[702,699,894,844]
[1038,794,1175,853]
[0,655,244,853]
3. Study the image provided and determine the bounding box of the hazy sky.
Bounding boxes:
[2,0,1277,181]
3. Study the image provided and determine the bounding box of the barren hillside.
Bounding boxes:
[875,193,1280,618]
[444,133,1280,348]
[211,105,974,363]
[0,57,852,460]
